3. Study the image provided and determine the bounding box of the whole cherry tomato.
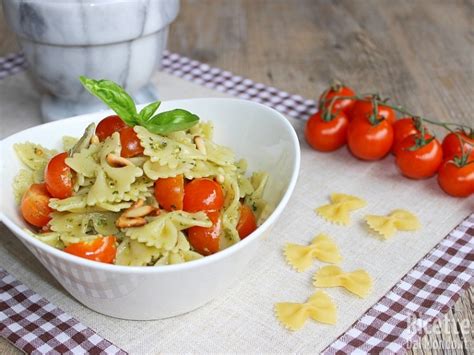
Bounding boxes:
[183,178,224,212]
[305,110,349,152]
[392,118,423,155]
[44,152,74,199]
[120,126,144,158]
[21,183,52,227]
[96,115,127,142]
[437,160,474,197]
[350,98,396,125]
[154,175,184,211]
[347,116,394,160]
[187,210,221,255]
[319,84,356,114]
[236,204,257,239]
[441,130,474,160]
[395,133,443,179]
[64,235,117,263]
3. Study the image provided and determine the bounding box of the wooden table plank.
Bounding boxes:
[0,1,472,353]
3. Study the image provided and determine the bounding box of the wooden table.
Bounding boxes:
[1,1,472,353]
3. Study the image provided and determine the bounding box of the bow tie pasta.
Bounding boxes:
[14,118,270,266]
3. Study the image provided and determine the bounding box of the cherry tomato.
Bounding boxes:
[187,210,220,255]
[120,126,144,158]
[392,118,423,155]
[21,183,52,227]
[437,160,474,197]
[44,152,74,199]
[183,178,224,212]
[305,110,349,152]
[395,133,443,179]
[236,204,257,239]
[319,85,356,114]
[64,235,117,263]
[154,175,184,211]
[96,115,127,142]
[347,117,394,160]
[441,131,474,160]
[350,99,396,125]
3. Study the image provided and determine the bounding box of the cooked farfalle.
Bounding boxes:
[49,195,87,212]
[136,126,204,167]
[117,230,204,266]
[66,142,101,178]
[315,193,367,226]
[116,237,163,266]
[244,172,270,224]
[32,232,64,249]
[313,265,373,298]
[284,234,342,272]
[275,291,337,330]
[62,136,79,151]
[49,211,119,244]
[144,159,195,180]
[124,211,212,249]
[14,142,57,172]
[365,209,420,239]
[12,169,35,203]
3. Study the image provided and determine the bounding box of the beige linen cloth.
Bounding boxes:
[0,71,472,353]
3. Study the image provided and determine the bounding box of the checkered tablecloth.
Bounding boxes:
[1,51,473,354]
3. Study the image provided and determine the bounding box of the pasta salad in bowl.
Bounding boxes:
[0,78,300,319]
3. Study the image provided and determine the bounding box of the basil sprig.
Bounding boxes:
[79,76,199,134]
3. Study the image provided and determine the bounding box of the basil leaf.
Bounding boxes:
[79,76,137,126]
[137,101,161,124]
[144,109,199,134]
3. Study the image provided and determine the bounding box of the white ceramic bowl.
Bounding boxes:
[0,98,300,320]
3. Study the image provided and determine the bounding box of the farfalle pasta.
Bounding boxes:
[275,291,337,330]
[315,193,367,226]
[313,265,373,298]
[14,114,270,266]
[365,209,421,239]
[284,234,342,272]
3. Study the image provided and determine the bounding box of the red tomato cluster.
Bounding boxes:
[305,84,474,198]
[20,114,257,263]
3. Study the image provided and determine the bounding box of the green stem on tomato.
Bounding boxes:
[319,94,472,132]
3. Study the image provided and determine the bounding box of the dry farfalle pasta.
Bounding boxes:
[313,265,373,298]
[284,234,342,272]
[275,291,337,331]
[365,209,421,239]
[315,193,367,226]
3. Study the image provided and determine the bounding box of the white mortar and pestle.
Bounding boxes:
[2,0,180,121]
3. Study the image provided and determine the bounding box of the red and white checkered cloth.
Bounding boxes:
[0,269,126,354]
[0,51,473,354]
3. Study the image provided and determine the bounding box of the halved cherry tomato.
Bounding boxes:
[187,210,220,255]
[96,115,127,142]
[44,152,73,199]
[347,116,394,160]
[350,99,396,125]
[21,183,52,227]
[395,133,443,179]
[437,160,474,197]
[64,235,117,263]
[305,110,349,152]
[119,126,144,158]
[154,175,184,211]
[236,204,257,239]
[392,118,423,155]
[319,85,356,114]
[183,178,224,212]
[441,131,474,160]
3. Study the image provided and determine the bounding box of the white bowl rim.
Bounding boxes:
[0,97,301,274]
